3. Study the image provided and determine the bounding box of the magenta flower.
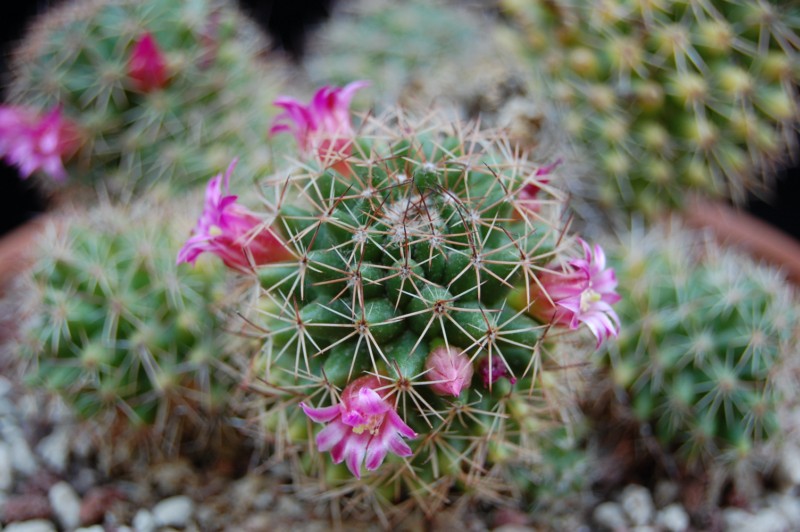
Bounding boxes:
[425,346,474,397]
[177,159,293,271]
[478,356,517,388]
[128,32,169,92]
[270,81,368,160]
[516,160,560,215]
[528,239,621,346]
[0,106,80,181]
[299,375,416,479]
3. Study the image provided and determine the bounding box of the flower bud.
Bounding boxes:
[425,346,474,397]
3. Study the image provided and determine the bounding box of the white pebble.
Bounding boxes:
[593,501,628,530]
[771,493,800,526]
[133,509,156,532]
[36,427,72,474]
[0,375,14,397]
[655,504,690,532]
[4,520,57,532]
[620,484,655,526]
[49,481,81,530]
[777,443,800,490]
[0,440,15,491]
[1,425,38,476]
[747,508,790,532]
[153,495,194,528]
[75,527,106,532]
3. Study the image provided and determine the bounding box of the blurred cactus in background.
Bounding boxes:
[186,82,621,519]
[9,199,242,455]
[5,0,286,196]
[303,0,561,151]
[599,220,798,471]
[501,0,800,218]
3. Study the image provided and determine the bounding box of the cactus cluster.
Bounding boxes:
[501,0,800,217]
[600,221,799,468]
[6,0,286,195]
[303,0,550,139]
[11,200,240,451]
[206,100,619,518]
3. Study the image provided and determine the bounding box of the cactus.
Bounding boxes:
[6,0,286,195]
[600,220,799,469]
[501,0,800,218]
[199,96,621,517]
[10,199,241,452]
[303,0,552,139]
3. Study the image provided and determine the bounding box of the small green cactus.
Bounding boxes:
[501,0,800,217]
[601,220,799,468]
[7,0,286,195]
[12,200,240,449]
[231,107,609,517]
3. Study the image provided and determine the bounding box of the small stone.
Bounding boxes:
[0,375,14,397]
[593,501,628,530]
[4,520,57,532]
[723,508,754,530]
[2,494,52,522]
[36,427,72,473]
[1,425,38,476]
[655,504,690,532]
[75,526,106,532]
[771,493,800,526]
[48,481,81,530]
[0,441,15,491]
[275,496,304,519]
[153,495,194,528]
[653,480,680,508]
[133,509,156,532]
[747,508,790,532]
[79,486,124,526]
[620,484,655,526]
[777,444,800,490]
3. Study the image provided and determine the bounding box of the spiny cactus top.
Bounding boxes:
[11,200,239,447]
[602,221,799,467]
[182,84,620,512]
[501,0,800,217]
[5,0,286,195]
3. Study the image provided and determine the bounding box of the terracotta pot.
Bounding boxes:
[684,197,800,285]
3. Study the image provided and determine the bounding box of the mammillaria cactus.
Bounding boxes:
[5,0,285,195]
[180,84,620,517]
[501,0,800,217]
[600,221,799,470]
[10,199,240,453]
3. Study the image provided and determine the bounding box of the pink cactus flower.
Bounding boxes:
[299,375,416,479]
[270,81,369,160]
[515,160,561,215]
[528,239,621,346]
[177,159,293,271]
[0,106,80,181]
[425,346,474,397]
[128,32,169,92]
[478,356,517,388]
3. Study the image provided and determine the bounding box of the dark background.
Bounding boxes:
[0,0,797,241]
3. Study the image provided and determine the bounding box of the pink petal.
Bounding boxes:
[300,402,341,423]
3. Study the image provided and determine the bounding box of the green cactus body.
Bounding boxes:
[9,0,286,195]
[238,110,593,516]
[602,222,798,467]
[501,0,800,216]
[14,201,238,445]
